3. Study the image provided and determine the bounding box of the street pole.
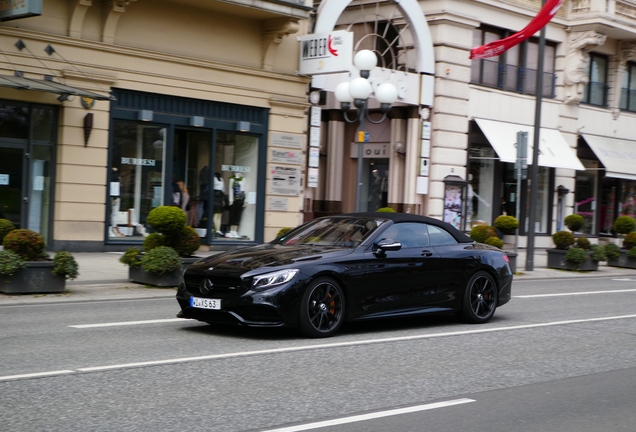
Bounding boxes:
[525,0,547,271]
[355,102,366,212]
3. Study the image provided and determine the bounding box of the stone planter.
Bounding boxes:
[0,261,65,294]
[546,249,598,271]
[129,256,202,287]
[505,251,517,274]
[607,250,636,269]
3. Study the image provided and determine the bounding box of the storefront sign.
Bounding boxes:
[0,0,42,21]
[299,31,353,75]
[0,174,8,185]
[268,197,289,211]
[271,149,301,164]
[271,133,302,149]
[310,106,321,127]
[307,168,319,188]
[421,139,430,158]
[270,166,300,196]
[121,157,156,166]
[416,176,429,195]
[422,121,431,140]
[350,143,389,159]
[310,126,321,147]
[308,148,320,168]
[222,164,251,173]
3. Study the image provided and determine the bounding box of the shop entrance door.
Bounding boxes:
[0,145,26,229]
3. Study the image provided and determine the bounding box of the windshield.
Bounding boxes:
[274,217,388,248]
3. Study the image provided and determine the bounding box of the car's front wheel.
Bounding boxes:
[460,271,498,324]
[298,277,345,338]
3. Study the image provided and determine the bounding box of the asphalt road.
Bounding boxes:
[1,276,636,431]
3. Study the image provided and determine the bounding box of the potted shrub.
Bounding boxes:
[606,219,636,268]
[0,229,79,294]
[121,206,202,286]
[613,215,636,236]
[547,231,598,271]
[564,214,585,232]
[493,215,518,237]
[469,225,498,243]
[0,218,15,245]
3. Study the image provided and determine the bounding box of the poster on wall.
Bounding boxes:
[443,185,463,230]
[270,166,301,196]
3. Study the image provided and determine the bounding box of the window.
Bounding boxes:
[574,170,597,235]
[428,225,458,246]
[582,53,608,106]
[468,145,496,226]
[471,27,556,97]
[620,62,636,112]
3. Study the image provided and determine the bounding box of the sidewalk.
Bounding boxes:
[0,248,634,306]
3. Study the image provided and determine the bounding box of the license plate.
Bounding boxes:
[190,297,221,310]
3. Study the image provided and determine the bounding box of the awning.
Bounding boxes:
[0,74,114,101]
[582,134,636,180]
[475,118,585,171]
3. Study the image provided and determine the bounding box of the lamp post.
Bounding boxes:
[335,50,398,212]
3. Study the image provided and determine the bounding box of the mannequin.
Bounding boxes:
[110,168,124,237]
[197,166,209,228]
[177,181,190,213]
[368,169,382,211]
[226,173,246,238]
[213,172,225,236]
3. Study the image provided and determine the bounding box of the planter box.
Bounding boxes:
[607,250,636,269]
[0,262,65,294]
[505,251,517,274]
[546,249,598,271]
[129,256,202,287]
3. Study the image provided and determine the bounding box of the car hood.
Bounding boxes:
[189,243,355,275]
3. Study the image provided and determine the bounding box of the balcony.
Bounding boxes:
[168,0,313,20]
[568,0,636,38]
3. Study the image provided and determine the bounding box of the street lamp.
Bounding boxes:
[334,49,398,212]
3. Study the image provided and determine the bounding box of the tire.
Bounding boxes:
[459,271,498,324]
[298,277,345,338]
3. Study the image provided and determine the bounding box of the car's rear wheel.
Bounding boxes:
[299,277,345,338]
[460,271,498,324]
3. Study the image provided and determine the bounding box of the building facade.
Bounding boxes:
[0,0,312,251]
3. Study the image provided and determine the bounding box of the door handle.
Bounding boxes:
[421,250,433,257]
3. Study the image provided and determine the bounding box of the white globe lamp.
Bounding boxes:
[353,50,377,78]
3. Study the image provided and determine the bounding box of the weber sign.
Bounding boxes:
[299,31,353,75]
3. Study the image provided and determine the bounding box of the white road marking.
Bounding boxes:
[516,289,636,298]
[259,398,476,432]
[613,278,635,281]
[5,313,636,381]
[0,370,74,381]
[69,318,183,328]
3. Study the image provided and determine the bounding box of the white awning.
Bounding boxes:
[475,118,585,171]
[582,134,636,180]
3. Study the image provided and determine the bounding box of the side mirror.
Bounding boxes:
[374,238,401,256]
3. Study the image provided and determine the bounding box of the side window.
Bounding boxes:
[428,225,458,246]
[380,222,430,248]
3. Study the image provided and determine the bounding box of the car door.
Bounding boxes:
[357,222,442,317]
[427,224,468,309]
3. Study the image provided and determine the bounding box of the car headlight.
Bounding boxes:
[252,269,299,290]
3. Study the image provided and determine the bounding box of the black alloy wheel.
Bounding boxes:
[299,277,345,338]
[460,271,498,324]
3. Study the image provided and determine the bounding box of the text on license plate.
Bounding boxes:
[190,297,221,310]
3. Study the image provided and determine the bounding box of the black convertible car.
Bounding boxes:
[176,213,512,337]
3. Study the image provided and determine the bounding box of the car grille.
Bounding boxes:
[183,273,248,298]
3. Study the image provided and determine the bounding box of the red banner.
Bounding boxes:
[469,0,564,59]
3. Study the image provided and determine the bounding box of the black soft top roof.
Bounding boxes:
[334,212,474,244]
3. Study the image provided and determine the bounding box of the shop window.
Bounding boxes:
[599,179,617,235]
[619,180,636,219]
[471,27,556,97]
[468,145,496,226]
[525,167,550,234]
[619,62,636,112]
[0,104,29,139]
[109,121,166,239]
[574,170,597,235]
[582,53,608,107]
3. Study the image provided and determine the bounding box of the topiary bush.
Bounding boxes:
[564,214,585,232]
[143,233,165,252]
[276,227,292,238]
[590,244,606,262]
[0,250,26,276]
[146,206,187,235]
[166,225,200,257]
[628,247,636,259]
[604,243,621,261]
[613,216,636,235]
[484,236,504,249]
[52,251,79,280]
[120,248,142,268]
[493,215,519,234]
[140,246,181,274]
[469,225,498,243]
[565,247,588,265]
[575,237,591,250]
[0,218,15,243]
[376,207,396,213]
[623,232,636,249]
[3,229,45,261]
[552,230,575,250]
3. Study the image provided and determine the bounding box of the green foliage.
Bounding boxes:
[165,226,200,257]
[613,216,636,235]
[52,251,79,280]
[493,215,518,234]
[623,232,636,249]
[143,233,165,252]
[590,244,606,262]
[564,214,585,232]
[0,250,26,276]
[140,246,182,274]
[376,207,396,213]
[627,247,636,259]
[552,230,575,250]
[604,243,621,260]
[146,206,187,235]
[3,229,45,261]
[120,248,142,268]
[575,237,591,250]
[484,236,504,249]
[469,225,498,243]
[0,218,15,243]
[276,227,292,238]
[565,247,588,265]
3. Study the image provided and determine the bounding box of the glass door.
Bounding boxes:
[0,146,25,229]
